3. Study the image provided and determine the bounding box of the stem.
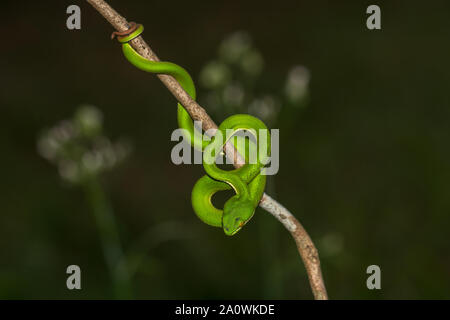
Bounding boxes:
[86,0,328,300]
[83,175,132,299]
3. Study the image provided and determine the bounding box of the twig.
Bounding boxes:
[86,0,328,300]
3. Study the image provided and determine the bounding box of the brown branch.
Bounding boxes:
[86,0,328,300]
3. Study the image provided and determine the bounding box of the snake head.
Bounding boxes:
[222,198,255,236]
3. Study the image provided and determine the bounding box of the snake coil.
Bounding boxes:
[116,24,271,235]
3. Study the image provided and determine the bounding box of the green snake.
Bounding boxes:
[115,23,271,235]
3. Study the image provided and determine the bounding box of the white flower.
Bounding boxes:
[74,105,103,136]
[37,105,131,184]
[248,95,281,123]
[219,31,252,64]
[240,49,264,77]
[82,151,103,174]
[285,65,310,103]
[58,160,80,183]
[199,61,231,89]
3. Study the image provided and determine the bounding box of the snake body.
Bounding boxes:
[117,25,270,235]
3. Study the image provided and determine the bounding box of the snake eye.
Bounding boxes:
[235,217,240,222]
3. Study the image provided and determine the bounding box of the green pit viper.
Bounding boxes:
[114,23,271,235]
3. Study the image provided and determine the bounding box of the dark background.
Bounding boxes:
[1,0,449,299]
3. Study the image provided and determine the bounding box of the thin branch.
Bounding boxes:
[86,0,328,300]
[259,194,328,300]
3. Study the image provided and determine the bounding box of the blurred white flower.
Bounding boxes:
[199,61,231,89]
[54,120,76,142]
[240,49,264,77]
[37,105,131,184]
[102,145,118,169]
[285,65,310,104]
[219,31,252,64]
[58,160,80,183]
[37,135,59,160]
[199,31,311,122]
[74,105,103,136]
[82,151,103,174]
[248,95,281,123]
[113,139,132,164]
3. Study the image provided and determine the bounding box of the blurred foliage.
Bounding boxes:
[1,0,450,299]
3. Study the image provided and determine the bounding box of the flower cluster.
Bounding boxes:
[37,105,131,183]
[198,31,310,125]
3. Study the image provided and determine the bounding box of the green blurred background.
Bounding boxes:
[1,0,450,299]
